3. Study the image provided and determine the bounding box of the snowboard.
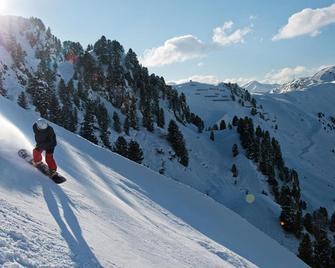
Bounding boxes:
[18,149,66,184]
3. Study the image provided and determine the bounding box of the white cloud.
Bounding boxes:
[212,21,252,46]
[262,66,309,84]
[197,62,204,67]
[273,3,335,41]
[140,35,207,67]
[171,75,220,85]
[140,20,252,67]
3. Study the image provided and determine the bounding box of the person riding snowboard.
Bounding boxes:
[32,118,58,177]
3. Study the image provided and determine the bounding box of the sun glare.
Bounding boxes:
[0,0,7,13]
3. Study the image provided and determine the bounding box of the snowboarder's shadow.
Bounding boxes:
[42,182,102,267]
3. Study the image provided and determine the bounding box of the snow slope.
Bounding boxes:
[174,73,335,257]
[0,96,308,267]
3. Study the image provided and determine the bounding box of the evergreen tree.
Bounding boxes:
[314,231,332,268]
[330,212,335,232]
[210,130,214,141]
[157,108,165,128]
[251,107,257,116]
[96,103,111,149]
[48,91,62,124]
[298,234,314,266]
[231,164,238,177]
[114,136,128,157]
[167,120,189,167]
[251,98,257,108]
[232,116,239,126]
[17,91,28,109]
[127,140,144,164]
[129,96,138,129]
[123,116,130,135]
[0,71,6,96]
[142,104,154,132]
[313,207,329,235]
[219,119,226,130]
[61,103,76,131]
[113,112,122,133]
[80,102,98,144]
[303,213,314,234]
[232,144,239,157]
[27,76,49,118]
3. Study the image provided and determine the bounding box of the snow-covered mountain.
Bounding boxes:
[312,65,335,83]
[242,80,279,93]
[0,95,308,267]
[0,15,334,267]
[274,65,335,93]
[174,76,335,266]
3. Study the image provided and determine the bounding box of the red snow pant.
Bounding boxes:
[33,148,57,170]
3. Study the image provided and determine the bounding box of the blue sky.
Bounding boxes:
[1,0,335,84]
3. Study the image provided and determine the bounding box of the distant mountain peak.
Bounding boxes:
[274,65,335,93]
[312,65,335,82]
[242,80,279,93]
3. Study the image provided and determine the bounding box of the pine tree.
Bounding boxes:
[157,108,165,128]
[96,104,111,149]
[210,130,214,141]
[251,98,257,108]
[314,231,332,268]
[80,102,98,144]
[17,91,28,109]
[113,112,122,133]
[330,212,335,232]
[129,96,138,129]
[48,91,62,124]
[0,71,6,96]
[219,119,226,130]
[114,136,128,157]
[232,116,239,126]
[58,78,71,106]
[167,120,189,167]
[251,107,257,116]
[231,164,238,177]
[123,116,130,135]
[303,213,314,234]
[27,75,49,118]
[142,104,154,132]
[232,144,239,157]
[127,140,144,164]
[298,233,314,266]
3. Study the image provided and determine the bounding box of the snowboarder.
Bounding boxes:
[32,118,58,176]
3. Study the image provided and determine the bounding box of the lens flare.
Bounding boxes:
[246,193,255,204]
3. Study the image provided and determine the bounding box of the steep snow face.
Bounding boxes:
[0,96,308,267]
[242,81,279,93]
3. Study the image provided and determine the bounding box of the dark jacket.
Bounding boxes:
[33,123,57,153]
